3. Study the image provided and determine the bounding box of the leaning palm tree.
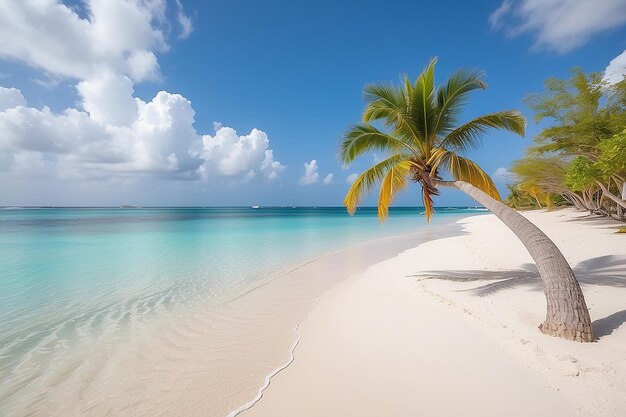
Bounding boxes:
[341,58,593,342]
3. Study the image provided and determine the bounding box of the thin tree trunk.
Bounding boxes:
[582,190,598,213]
[561,192,586,212]
[596,181,626,210]
[565,192,588,211]
[436,180,593,342]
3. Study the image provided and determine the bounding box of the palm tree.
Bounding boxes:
[341,58,593,342]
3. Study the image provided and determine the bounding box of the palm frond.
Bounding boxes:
[377,160,411,220]
[362,82,407,123]
[425,147,449,171]
[439,110,526,151]
[343,59,527,222]
[434,69,487,135]
[422,183,436,221]
[362,81,420,145]
[411,58,438,141]
[340,124,417,164]
[446,153,501,200]
[344,154,409,214]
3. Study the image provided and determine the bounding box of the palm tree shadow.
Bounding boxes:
[411,255,626,337]
[593,310,626,339]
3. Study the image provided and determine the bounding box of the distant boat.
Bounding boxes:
[251,205,260,209]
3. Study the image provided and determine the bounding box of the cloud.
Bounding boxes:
[298,161,334,185]
[604,50,626,85]
[0,0,167,82]
[77,72,138,126]
[0,89,284,181]
[32,76,62,90]
[489,0,626,53]
[0,87,26,111]
[0,1,284,184]
[261,150,285,180]
[299,160,320,185]
[492,167,515,183]
[346,173,358,184]
[198,126,285,180]
[0,89,193,177]
[176,0,193,39]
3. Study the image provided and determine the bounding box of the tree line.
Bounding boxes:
[505,69,626,220]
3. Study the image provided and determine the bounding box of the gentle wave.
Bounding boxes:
[0,207,478,416]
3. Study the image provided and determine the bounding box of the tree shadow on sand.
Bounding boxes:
[593,310,626,338]
[410,255,626,339]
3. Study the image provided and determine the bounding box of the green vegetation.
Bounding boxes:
[506,69,626,220]
[340,58,525,220]
[341,59,594,342]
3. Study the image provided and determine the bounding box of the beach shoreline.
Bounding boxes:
[241,208,626,417]
[3,208,624,417]
[0,210,474,417]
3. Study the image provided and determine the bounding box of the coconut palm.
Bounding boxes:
[341,58,593,342]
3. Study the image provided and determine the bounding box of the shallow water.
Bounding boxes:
[0,207,480,416]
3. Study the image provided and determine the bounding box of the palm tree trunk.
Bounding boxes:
[436,180,593,342]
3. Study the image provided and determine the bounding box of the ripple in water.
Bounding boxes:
[0,207,477,416]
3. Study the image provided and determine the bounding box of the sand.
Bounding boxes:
[1,226,461,417]
[240,208,626,417]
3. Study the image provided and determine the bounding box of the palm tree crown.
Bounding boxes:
[340,58,527,220]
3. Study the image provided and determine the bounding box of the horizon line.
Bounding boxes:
[0,205,486,209]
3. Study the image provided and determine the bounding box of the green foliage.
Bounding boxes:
[511,156,569,194]
[511,67,626,219]
[561,131,625,193]
[565,157,601,191]
[526,68,623,157]
[596,130,626,178]
[341,58,526,220]
[505,184,539,209]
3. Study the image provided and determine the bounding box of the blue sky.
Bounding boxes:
[1,0,625,207]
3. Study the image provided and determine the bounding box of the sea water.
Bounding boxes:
[0,206,481,415]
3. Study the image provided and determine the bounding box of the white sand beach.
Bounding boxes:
[241,209,626,417]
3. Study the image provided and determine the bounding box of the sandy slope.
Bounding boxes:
[241,209,626,417]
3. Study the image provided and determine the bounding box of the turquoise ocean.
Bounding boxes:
[0,206,484,414]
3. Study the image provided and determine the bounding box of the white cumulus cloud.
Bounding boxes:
[492,167,515,183]
[0,89,197,178]
[0,88,284,181]
[0,87,26,111]
[0,1,284,184]
[77,72,138,127]
[604,50,626,85]
[346,173,358,184]
[0,0,170,82]
[197,126,285,180]
[298,161,334,185]
[489,0,626,53]
[299,160,320,185]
